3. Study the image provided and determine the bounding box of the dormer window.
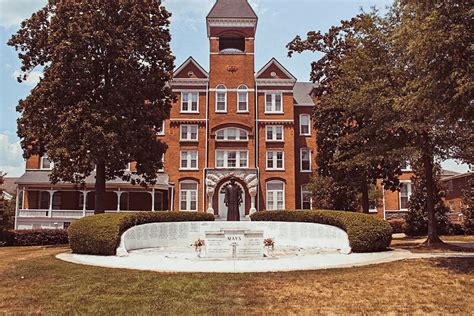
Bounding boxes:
[238,85,249,112]
[215,128,248,141]
[40,155,53,170]
[215,85,227,112]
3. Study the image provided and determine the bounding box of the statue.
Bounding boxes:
[224,177,243,221]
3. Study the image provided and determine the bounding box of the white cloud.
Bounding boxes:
[12,70,42,87]
[0,0,47,28]
[0,133,24,177]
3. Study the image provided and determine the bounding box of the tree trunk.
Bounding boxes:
[421,146,443,246]
[94,162,106,214]
[361,181,370,213]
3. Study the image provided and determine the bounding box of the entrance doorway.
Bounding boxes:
[218,181,245,220]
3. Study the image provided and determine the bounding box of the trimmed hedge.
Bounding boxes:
[251,210,392,253]
[68,211,215,256]
[0,229,69,246]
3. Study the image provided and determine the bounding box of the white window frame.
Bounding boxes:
[180,91,199,113]
[40,155,53,170]
[215,84,227,113]
[266,151,285,170]
[399,181,413,211]
[265,125,284,142]
[301,185,313,210]
[237,84,249,113]
[180,125,199,141]
[157,121,165,136]
[180,151,198,170]
[215,150,248,169]
[300,148,312,172]
[264,92,283,114]
[299,114,311,136]
[215,128,249,141]
[266,180,285,210]
[179,180,198,211]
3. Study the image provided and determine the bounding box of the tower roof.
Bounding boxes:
[207,0,258,19]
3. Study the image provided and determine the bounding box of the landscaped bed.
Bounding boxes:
[251,210,393,252]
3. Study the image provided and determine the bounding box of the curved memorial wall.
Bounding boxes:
[116,221,351,257]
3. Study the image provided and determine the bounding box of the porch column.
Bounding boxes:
[170,186,174,211]
[115,190,124,212]
[81,190,88,217]
[48,190,57,218]
[14,187,20,229]
[150,188,156,212]
[22,187,26,210]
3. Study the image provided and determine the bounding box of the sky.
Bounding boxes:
[0,0,470,177]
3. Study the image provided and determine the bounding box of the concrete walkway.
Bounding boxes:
[56,249,474,273]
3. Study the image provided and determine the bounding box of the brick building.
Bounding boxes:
[14,0,318,229]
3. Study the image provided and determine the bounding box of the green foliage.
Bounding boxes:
[461,176,474,234]
[7,1,175,212]
[405,167,449,236]
[287,12,406,212]
[68,212,215,256]
[388,220,405,234]
[305,174,359,211]
[0,229,68,246]
[251,210,392,253]
[0,195,16,231]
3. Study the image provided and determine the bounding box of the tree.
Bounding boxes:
[405,164,449,236]
[461,176,474,234]
[8,0,175,214]
[390,0,473,245]
[287,12,406,213]
[305,173,359,211]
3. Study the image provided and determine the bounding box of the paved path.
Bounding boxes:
[57,249,474,273]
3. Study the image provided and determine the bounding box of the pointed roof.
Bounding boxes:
[207,0,258,19]
[173,57,208,79]
[256,58,297,81]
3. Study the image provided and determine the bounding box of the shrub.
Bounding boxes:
[388,220,405,234]
[0,229,68,246]
[251,210,392,253]
[69,211,215,255]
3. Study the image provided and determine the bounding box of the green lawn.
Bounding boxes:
[0,246,473,314]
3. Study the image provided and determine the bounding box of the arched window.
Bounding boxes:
[266,180,285,210]
[237,84,248,112]
[180,180,198,211]
[215,127,248,141]
[215,84,227,112]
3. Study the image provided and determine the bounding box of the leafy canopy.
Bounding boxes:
[8,0,175,186]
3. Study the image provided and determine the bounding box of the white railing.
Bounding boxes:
[18,209,138,219]
[18,209,49,217]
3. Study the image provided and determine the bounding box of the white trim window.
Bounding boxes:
[265,92,283,113]
[215,84,227,112]
[301,185,313,210]
[237,84,249,112]
[180,181,198,211]
[265,125,284,142]
[157,121,165,136]
[267,181,285,210]
[40,155,53,170]
[215,150,248,168]
[299,114,311,136]
[180,151,198,170]
[399,182,413,210]
[215,128,248,141]
[180,125,198,141]
[181,92,199,113]
[300,148,311,172]
[266,151,284,170]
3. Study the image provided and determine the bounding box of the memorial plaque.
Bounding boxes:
[204,229,264,258]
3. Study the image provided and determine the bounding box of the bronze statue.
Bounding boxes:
[224,177,243,221]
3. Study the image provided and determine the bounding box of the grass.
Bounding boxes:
[391,235,474,252]
[0,246,473,314]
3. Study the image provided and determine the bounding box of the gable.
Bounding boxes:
[255,58,296,81]
[174,57,209,79]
